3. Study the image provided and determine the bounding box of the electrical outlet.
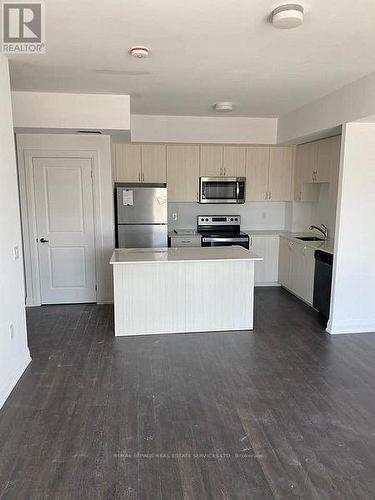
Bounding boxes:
[172,213,178,221]
[12,246,19,260]
[9,323,15,340]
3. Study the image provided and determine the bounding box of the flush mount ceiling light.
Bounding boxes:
[214,102,233,112]
[128,46,150,58]
[271,4,304,29]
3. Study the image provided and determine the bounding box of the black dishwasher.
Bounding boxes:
[313,250,333,319]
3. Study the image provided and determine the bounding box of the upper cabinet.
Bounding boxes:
[200,145,223,176]
[141,144,166,183]
[294,136,341,202]
[113,143,142,183]
[223,146,246,177]
[246,146,293,202]
[200,145,245,177]
[113,143,166,183]
[167,145,200,202]
[268,147,294,202]
[245,146,269,201]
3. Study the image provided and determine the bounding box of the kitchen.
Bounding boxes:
[2,1,375,497]
[111,137,339,334]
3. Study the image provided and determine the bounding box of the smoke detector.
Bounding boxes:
[271,4,304,29]
[128,46,150,58]
[214,102,233,112]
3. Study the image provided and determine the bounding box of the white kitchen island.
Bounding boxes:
[110,246,262,336]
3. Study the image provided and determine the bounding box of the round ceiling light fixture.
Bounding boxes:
[271,4,304,29]
[128,46,150,58]
[214,102,233,112]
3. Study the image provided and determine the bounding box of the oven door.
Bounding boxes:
[201,237,249,249]
[200,177,245,204]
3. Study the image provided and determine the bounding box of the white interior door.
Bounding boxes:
[33,157,96,304]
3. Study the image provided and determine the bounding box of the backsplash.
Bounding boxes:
[168,202,287,230]
[286,184,337,238]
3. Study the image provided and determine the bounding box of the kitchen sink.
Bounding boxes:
[296,236,324,241]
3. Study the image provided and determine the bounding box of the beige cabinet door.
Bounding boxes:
[316,137,333,183]
[113,143,142,182]
[245,146,269,201]
[301,142,317,183]
[141,144,167,183]
[268,147,293,201]
[278,237,292,289]
[250,236,279,284]
[290,242,305,298]
[167,145,199,202]
[294,143,320,202]
[200,145,223,176]
[223,146,246,177]
[302,246,315,305]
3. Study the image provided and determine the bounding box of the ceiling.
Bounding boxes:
[8,0,375,117]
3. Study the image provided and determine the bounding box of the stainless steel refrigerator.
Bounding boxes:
[115,183,168,248]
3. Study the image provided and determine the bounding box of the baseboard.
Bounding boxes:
[0,351,31,409]
[326,319,375,335]
[255,282,281,287]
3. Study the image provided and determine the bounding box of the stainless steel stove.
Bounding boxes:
[197,215,249,249]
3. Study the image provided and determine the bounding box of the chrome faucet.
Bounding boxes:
[309,224,328,240]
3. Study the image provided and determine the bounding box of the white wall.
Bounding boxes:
[278,71,375,144]
[131,114,278,144]
[16,134,115,305]
[328,122,375,334]
[0,57,31,409]
[168,202,286,231]
[12,91,130,133]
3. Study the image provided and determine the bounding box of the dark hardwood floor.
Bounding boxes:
[1,288,375,499]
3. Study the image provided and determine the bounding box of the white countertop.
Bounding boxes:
[110,246,262,265]
[279,232,334,254]
[242,229,334,255]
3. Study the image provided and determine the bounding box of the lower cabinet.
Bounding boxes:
[249,235,280,285]
[279,237,315,305]
[278,237,292,289]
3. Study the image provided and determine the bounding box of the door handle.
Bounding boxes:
[40,238,49,243]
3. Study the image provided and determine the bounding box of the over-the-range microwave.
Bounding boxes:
[199,177,246,204]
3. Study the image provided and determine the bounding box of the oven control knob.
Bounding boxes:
[205,218,209,221]
[230,218,233,221]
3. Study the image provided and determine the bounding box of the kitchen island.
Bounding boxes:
[110,246,262,336]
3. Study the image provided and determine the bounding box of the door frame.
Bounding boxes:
[18,140,112,306]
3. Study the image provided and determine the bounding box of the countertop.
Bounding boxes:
[242,229,334,255]
[110,246,262,265]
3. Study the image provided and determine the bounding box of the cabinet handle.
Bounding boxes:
[142,172,145,182]
[220,167,223,176]
[224,167,226,176]
[138,172,140,182]
[265,192,268,200]
[269,191,271,200]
